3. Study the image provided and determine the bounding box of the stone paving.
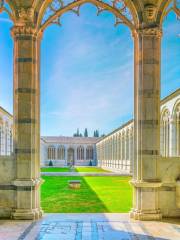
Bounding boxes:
[0,214,180,240]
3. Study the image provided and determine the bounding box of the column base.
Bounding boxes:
[130,209,162,221]
[12,208,43,220]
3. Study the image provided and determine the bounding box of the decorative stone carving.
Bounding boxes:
[132,27,162,39]
[18,7,34,23]
[144,4,157,23]
[11,25,37,37]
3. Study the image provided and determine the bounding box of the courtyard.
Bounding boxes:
[41,176,132,213]
[0,0,179,239]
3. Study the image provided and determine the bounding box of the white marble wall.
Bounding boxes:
[97,90,180,174]
[40,141,96,167]
[0,108,13,156]
[97,121,134,173]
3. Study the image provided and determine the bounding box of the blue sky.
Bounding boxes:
[0,4,179,137]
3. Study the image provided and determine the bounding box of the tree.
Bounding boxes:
[93,129,99,137]
[73,128,81,137]
[77,128,80,137]
[84,128,88,137]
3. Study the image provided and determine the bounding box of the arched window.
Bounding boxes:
[126,130,130,160]
[5,122,9,155]
[77,146,84,160]
[86,146,93,160]
[173,102,180,156]
[48,146,56,160]
[10,130,13,154]
[57,145,65,160]
[160,109,170,157]
[122,132,125,160]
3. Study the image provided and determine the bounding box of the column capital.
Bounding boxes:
[132,27,163,39]
[11,25,37,38]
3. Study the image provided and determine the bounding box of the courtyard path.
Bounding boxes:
[0,213,180,240]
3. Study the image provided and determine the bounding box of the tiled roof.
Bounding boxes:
[41,136,101,144]
[0,106,13,118]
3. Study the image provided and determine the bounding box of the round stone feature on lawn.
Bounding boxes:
[68,180,81,189]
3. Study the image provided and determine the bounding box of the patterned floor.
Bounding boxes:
[0,214,180,240]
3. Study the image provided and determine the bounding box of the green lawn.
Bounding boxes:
[41,176,132,213]
[41,167,70,172]
[41,167,110,173]
[75,167,110,172]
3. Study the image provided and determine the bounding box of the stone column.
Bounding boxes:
[130,27,162,220]
[11,26,42,220]
[64,146,67,165]
[169,119,175,156]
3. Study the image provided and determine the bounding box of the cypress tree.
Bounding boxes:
[84,128,88,137]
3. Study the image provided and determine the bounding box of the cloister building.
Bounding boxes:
[40,136,99,166]
[1,88,179,172]
[0,0,179,222]
[97,88,180,174]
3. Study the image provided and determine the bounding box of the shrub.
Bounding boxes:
[89,160,93,166]
[49,160,53,166]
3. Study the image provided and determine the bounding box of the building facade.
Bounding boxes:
[97,88,180,173]
[41,136,99,166]
[0,107,13,156]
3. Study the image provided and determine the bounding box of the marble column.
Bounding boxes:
[64,146,68,165]
[11,26,42,220]
[130,27,162,220]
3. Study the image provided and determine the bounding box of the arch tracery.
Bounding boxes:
[37,0,137,33]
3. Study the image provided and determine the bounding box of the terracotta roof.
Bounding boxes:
[0,106,13,118]
[41,136,101,144]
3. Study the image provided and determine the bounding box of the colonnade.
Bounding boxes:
[47,145,94,162]
[97,121,133,172]
[160,102,180,157]
[97,93,180,174]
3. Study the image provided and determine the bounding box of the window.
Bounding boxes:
[160,109,170,157]
[77,146,84,160]
[57,145,65,160]
[48,146,56,159]
[86,146,93,160]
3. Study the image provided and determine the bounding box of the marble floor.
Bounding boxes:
[0,213,180,240]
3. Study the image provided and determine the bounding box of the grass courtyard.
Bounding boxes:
[41,167,70,172]
[41,176,132,213]
[41,167,110,172]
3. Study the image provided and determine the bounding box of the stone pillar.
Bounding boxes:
[11,26,42,220]
[169,119,175,156]
[130,27,162,220]
[64,146,67,165]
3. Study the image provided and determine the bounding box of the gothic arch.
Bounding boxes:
[172,100,180,156]
[36,0,139,33]
[158,0,180,26]
[160,108,171,157]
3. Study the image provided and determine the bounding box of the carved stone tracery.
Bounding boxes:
[40,0,135,32]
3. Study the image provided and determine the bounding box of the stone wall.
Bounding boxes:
[158,157,180,217]
[0,156,15,218]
